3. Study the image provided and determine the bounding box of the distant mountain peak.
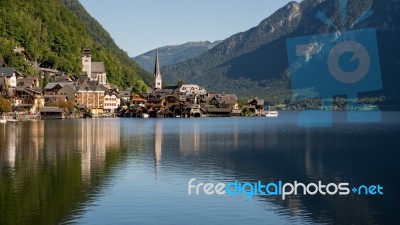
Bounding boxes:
[133,41,221,72]
[162,0,400,105]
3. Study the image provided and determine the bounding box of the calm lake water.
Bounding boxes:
[1,111,400,225]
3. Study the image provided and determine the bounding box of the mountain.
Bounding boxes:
[133,41,221,73]
[162,0,400,105]
[0,0,150,88]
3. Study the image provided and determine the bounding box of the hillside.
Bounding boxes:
[0,0,150,88]
[162,0,400,105]
[133,41,221,73]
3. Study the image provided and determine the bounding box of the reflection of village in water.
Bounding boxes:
[1,116,398,225]
[0,120,120,181]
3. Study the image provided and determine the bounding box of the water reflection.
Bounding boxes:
[154,120,162,176]
[0,113,399,225]
[0,119,123,225]
[179,120,201,155]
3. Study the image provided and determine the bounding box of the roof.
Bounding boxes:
[141,93,167,99]
[77,85,102,92]
[40,107,64,113]
[44,82,73,89]
[119,90,131,98]
[16,77,38,88]
[208,94,237,105]
[95,85,106,92]
[91,62,105,73]
[88,80,98,86]
[59,84,80,92]
[53,76,73,83]
[248,98,265,106]
[15,87,42,96]
[154,49,160,77]
[77,76,88,85]
[0,67,15,77]
[207,108,232,113]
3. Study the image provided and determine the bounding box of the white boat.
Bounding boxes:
[265,111,279,117]
[0,116,6,123]
[141,113,149,118]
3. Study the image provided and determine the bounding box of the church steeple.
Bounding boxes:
[154,49,162,89]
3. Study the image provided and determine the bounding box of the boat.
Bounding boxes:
[0,116,6,123]
[265,110,279,117]
[141,113,149,118]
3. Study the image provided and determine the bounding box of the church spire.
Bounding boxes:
[154,49,162,89]
[154,49,160,76]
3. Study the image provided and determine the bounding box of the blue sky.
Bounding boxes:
[80,0,296,57]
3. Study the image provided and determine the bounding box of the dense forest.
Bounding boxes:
[0,0,151,89]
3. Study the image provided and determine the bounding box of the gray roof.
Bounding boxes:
[77,76,88,84]
[88,80,98,86]
[60,84,80,92]
[17,77,38,88]
[44,82,73,89]
[15,87,42,96]
[0,67,15,77]
[40,107,64,113]
[95,85,106,92]
[91,62,105,73]
[209,94,238,105]
[77,85,99,92]
[53,76,73,83]
[248,98,265,106]
[119,90,131,98]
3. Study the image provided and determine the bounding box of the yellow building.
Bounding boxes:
[76,85,106,115]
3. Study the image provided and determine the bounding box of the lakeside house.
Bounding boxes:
[118,51,243,118]
[0,48,267,118]
[248,98,265,116]
[40,107,65,119]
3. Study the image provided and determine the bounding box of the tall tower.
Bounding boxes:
[154,49,162,89]
[82,48,91,79]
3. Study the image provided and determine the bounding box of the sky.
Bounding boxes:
[79,0,296,57]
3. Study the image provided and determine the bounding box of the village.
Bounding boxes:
[0,48,267,120]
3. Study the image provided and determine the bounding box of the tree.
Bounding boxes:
[0,97,12,115]
[131,79,147,94]
[241,106,252,117]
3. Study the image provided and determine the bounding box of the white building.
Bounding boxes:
[103,93,120,113]
[0,67,17,87]
[82,48,107,85]
[179,84,207,96]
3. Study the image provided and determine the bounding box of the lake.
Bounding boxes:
[1,111,399,225]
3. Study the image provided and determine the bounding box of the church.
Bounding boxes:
[153,49,162,89]
[82,48,107,85]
